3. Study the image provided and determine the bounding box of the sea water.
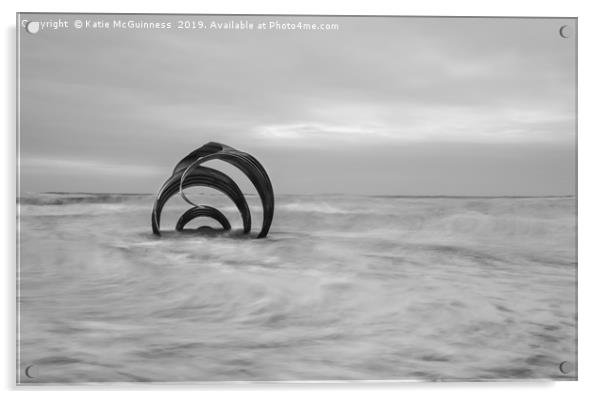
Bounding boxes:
[17,193,577,382]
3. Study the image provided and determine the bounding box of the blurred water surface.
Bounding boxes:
[18,193,576,382]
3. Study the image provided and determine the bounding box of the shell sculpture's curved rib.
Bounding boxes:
[176,206,231,232]
[151,142,274,238]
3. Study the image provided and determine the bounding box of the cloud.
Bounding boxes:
[20,157,163,177]
[18,14,576,194]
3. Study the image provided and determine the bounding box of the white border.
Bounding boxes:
[3,0,601,397]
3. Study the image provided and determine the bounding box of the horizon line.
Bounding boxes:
[19,191,577,199]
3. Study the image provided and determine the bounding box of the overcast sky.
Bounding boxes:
[19,15,576,195]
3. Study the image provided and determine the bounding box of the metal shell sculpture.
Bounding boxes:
[152,142,274,238]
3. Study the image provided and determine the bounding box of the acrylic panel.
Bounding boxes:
[17,13,577,384]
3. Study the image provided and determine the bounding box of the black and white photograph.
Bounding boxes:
[16,13,577,384]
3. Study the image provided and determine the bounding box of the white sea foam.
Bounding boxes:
[279,201,351,214]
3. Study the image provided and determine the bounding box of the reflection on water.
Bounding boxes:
[17,193,576,382]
